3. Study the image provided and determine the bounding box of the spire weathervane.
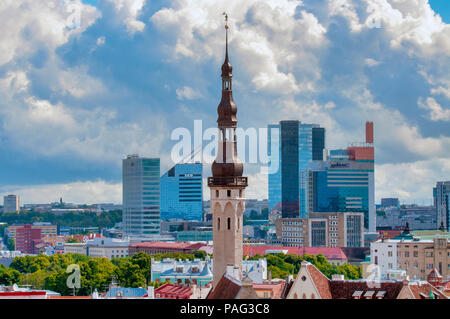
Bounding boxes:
[223,12,229,58]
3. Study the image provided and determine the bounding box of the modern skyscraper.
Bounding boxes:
[268,121,325,218]
[208,20,248,287]
[3,195,20,214]
[122,155,160,237]
[301,122,376,231]
[434,181,450,231]
[160,163,203,221]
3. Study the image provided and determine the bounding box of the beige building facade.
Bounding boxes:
[275,212,364,247]
[396,237,449,281]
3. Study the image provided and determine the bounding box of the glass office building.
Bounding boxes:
[302,150,375,230]
[268,121,325,218]
[160,163,203,221]
[122,155,160,237]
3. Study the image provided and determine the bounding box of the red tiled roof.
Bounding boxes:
[407,282,448,300]
[305,263,332,299]
[207,275,242,299]
[243,246,347,260]
[0,291,47,296]
[48,296,92,299]
[155,283,192,299]
[253,282,285,299]
[130,241,207,251]
[130,242,191,249]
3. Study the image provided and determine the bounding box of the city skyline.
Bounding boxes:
[0,1,449,206]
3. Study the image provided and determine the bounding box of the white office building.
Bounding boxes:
[123,155,161,237]
[3,195,20,214]
[86,238,130,259]
[370,240,399,280]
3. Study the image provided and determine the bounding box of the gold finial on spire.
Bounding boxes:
[223,12,229,29]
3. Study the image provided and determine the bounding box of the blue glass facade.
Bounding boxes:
[305,154,375,229]
[123,156,160,237]
[268,121,325,218]
[160,163,203,221]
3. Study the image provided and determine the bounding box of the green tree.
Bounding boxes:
[0,264,20,285]
[114,259,146,288]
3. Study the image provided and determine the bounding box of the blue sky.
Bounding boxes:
[0,0,449,204]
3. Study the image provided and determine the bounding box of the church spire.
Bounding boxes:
[217,12,236,129]
[210,13,246,184]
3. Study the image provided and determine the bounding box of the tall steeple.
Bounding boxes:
[208,14,248,288]
[211,13,245,182]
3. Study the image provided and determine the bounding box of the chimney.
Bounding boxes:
[233,267,240,281]
[332,274,345,281]
[226,264,234,277]
[147,286,155,299]
[366,122,374,144]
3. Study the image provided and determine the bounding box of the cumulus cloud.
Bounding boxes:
[0,180,122,204]
[105,0,146,34]
[151,0,326,94]
[376,158,450,204]
[176,86,203,100]
[418,97,450,121]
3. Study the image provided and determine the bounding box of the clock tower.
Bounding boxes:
[208,16,248,287]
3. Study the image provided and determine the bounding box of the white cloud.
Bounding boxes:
[106,0,146,34]
[365,58,381,67]
[151,0,326,94]
[0,0,99,67]
[176,86,203,100]
[376,158,450,204]
[57,65,106,98]
[0,180,122,204]
[418,97,450,121]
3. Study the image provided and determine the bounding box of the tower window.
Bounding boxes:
[227,190,231,197]
[218,218,220,230]
[216,190,219,198]
[227,217,231,230]
[239,190,242,197]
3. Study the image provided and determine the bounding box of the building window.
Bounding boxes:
[413,251,418,257]
[227,217,231,230]
[405,252,409,258]
[218,218,220,230]
[216,190,219,198]
[388,251,392,257]
[227,190,231,197]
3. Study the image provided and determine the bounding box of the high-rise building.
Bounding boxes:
[160,163,203,221]
[122,155,160,237]
[208,21,248,287]
[300,122,375,231]
[3,195,20,214]
[268,121,325,219]
[15,224,42,254]
[434,181,450,230]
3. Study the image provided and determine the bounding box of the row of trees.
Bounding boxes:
[0,210,123,229]
[0,250,208,296]
[0,251,360,296]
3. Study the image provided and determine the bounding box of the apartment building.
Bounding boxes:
[371,236,449,281]
[275,212,364,247]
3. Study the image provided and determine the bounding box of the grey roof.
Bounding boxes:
[199,261,212,277]
[105,287,148,298]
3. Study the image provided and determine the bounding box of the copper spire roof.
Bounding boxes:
[217,19,237,128]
